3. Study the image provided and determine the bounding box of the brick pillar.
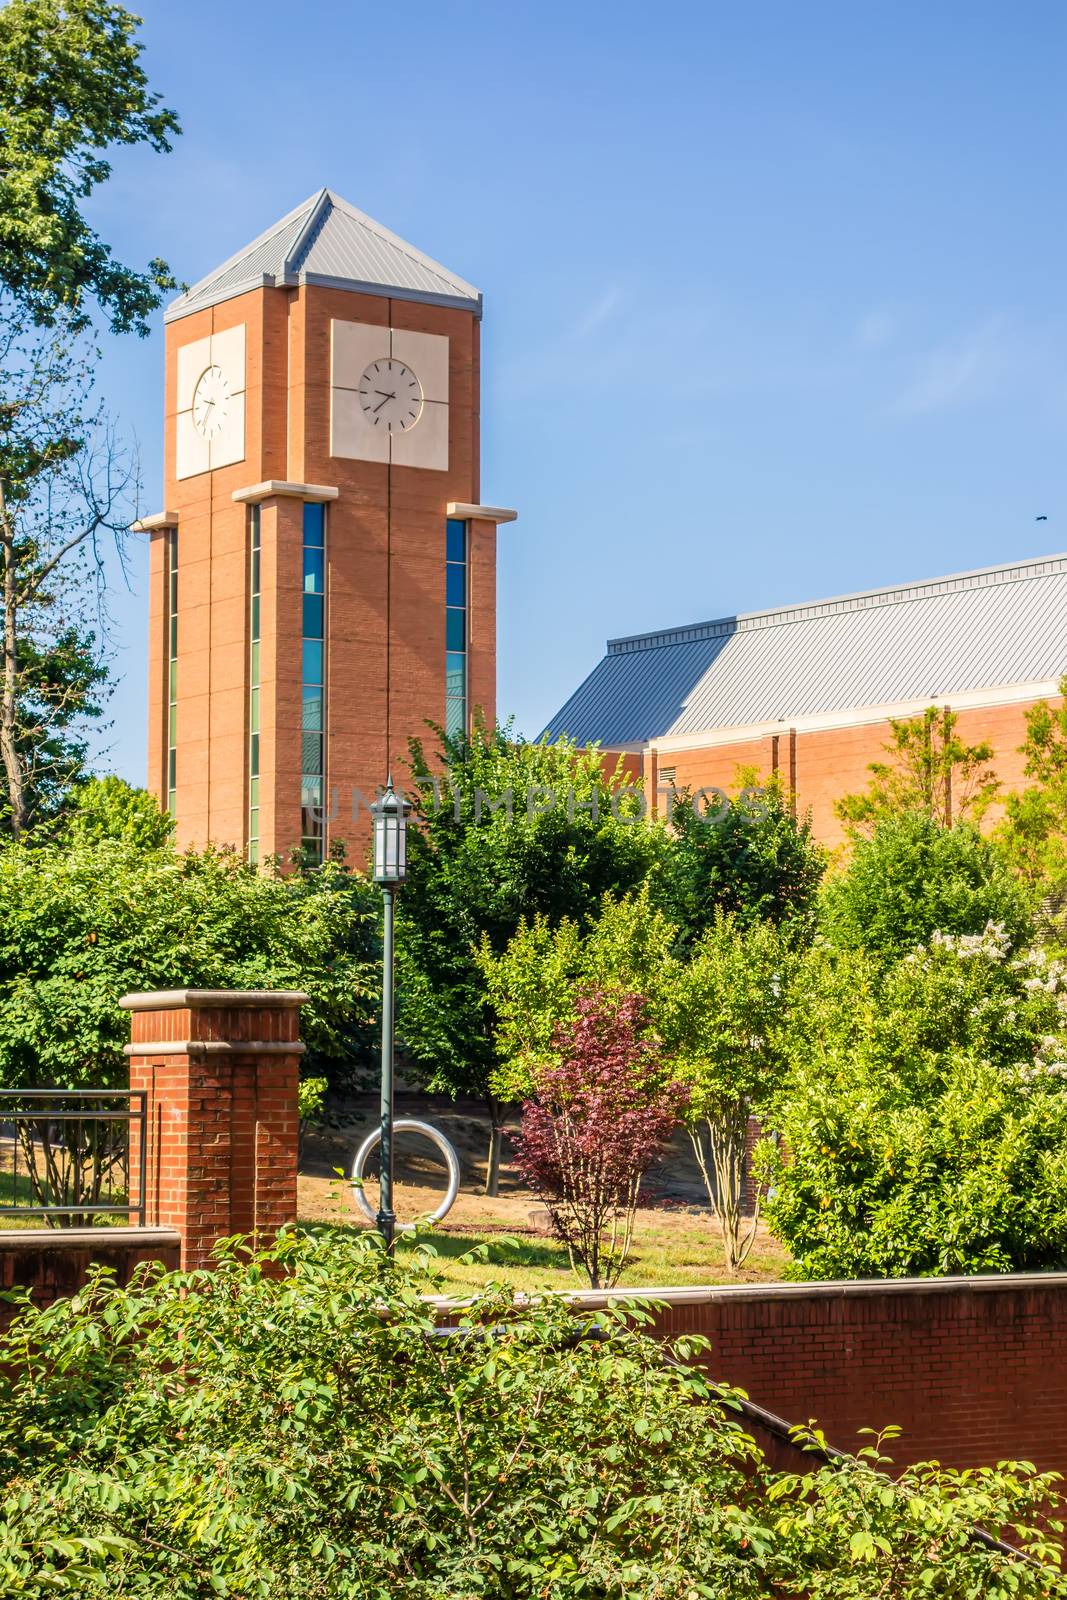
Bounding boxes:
[120,989,307,1270]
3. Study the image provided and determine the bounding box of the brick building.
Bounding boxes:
[135,189,515,862]
[543,554,1067,850]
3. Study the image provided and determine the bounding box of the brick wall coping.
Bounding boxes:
[119,989,309,1011]
[0,1226,181,1251]
[426,1270,1067,1315]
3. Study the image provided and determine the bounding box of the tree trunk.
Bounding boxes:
[0,483,26,838]
[484,1096,506,1198]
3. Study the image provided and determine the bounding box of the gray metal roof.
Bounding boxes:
[166,189,482,322]
[542,554,1067,747]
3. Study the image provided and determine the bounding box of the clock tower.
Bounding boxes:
[136,189,515,863]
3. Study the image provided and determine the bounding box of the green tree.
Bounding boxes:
[60,773,173,848]
[764,927,1067,1279]
[820,812,1033,961]
[835,705,999,832]
[476,886,679,1103]
[0,837,380,1092]
[654,777,825,948]
[0,303,134,837]
[0,1228,1062,1597]
[659,914,793,1273]
[399,721,664,1191]
[0,626,109,835]
[480,897,793,1275]
[996,676,1067,908]
[0,0,179,334]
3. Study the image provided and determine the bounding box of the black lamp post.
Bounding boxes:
[370,775,410,1250]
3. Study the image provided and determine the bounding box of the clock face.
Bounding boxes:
[358,358,423,434]
[192,365,232,440]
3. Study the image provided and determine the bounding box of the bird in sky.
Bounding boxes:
[1036,514,1048,521]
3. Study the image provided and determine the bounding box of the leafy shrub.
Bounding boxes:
[510,989,688,1288]
[659,914,793,1274]
[0,838,379,1090]
[765,927,1067,1278]
[476,886,680,1104]
[821,812,1033,960]
[0,1229,1063,1597]
[651,777,825,948]
[399,721,664,1190]
[480,897,794,1276]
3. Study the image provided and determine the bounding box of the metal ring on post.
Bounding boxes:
[349,1118,461,1232]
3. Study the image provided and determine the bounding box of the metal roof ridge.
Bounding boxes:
[606,552,1067,655]
[303,189,481,299]
[282,187,332,275]
[166,190,321,316]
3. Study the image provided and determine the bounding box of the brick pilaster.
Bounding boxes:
[120,989,306,1270]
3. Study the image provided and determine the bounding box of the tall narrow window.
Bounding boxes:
[445,518,468,739]
[167,529,178,815]
[301,502,326,862]
[247,506,261,864]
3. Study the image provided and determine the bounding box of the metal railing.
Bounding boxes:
[0,1090,146,1227]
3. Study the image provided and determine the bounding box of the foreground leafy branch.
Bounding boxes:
[0,1229,1062,1597]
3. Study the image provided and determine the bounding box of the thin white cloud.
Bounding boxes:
[572,284,626,339]
[894,316,1011,415]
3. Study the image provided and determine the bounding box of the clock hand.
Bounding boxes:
[372,393,396,413]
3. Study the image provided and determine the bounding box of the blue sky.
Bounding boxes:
[90,0,1067,783]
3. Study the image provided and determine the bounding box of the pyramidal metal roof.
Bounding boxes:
[542,554,1067,748]
[165,189,482,322]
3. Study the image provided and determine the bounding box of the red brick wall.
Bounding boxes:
[0,1229,180,1335]
[656,694,1061,851]
[122,990,304,1270]
[158,280,497,865]
[635,1275,1067,1477]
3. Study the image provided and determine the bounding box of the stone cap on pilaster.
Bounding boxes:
[120,990,309,1010]
[446,501,517,525]
[121,989,308,1055]
[231,481,338,505]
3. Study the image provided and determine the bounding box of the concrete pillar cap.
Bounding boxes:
[119,989,309,1010]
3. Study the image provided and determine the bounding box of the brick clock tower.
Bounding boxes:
[135,189,515,863]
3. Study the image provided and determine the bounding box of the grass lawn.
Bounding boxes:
[299,1172,790,1297]
[299,1106,792,1296]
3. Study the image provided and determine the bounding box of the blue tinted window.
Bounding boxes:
[445,652,466,696]
[302,687,323,729]
[446,519,466,563]
[299,504,327,863]
[446,608,466,651]
[445,697,466,738]
[303,638,324,685]
[303,502,325,546]
[303,593,324,639]
[303,546,324,594]
[302,732,323,775]
[446,563,466,608]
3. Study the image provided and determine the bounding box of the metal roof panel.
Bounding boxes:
[166,189,481,322]
[542,554,1067,746]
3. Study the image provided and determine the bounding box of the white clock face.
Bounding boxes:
[192,365,232,440]
[358,358,423,434]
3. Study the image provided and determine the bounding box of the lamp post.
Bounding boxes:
[371,774,410,1251]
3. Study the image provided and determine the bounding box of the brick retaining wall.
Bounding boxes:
[555,1275,1067,1477]
[0,1227,181,1334]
